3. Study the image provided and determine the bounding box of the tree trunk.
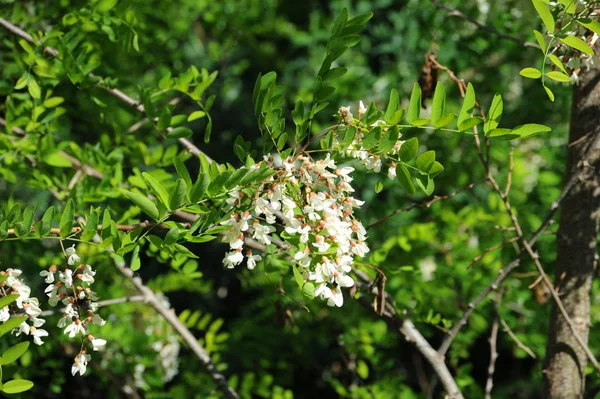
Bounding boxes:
[544,55,600,398]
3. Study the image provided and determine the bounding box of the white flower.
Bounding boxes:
[0,306,9,322]
[14,321,30,336]
[312,235,331,253]
[92,314,106,326]
[71,353,91,376]
[39,270,54,284]
[315,284,344,307]
[251,222,275,245]
[246,252,262,270]
[339,106,353,124]
[91,338,107,351]
[419,256,437,282]
[388,164,397,180]
[358,101,367,118]
[223,250,244,269]
[64,321,86,338]
[59,269,73,286]
[31,327,48,346]
[80,265,96,284]
[66,245,81,266]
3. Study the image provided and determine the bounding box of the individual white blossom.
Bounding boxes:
[71,353,91,376]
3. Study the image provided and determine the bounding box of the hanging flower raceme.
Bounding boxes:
[0,268,49,345]
[40,245,106,376]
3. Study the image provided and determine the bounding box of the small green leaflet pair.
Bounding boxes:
[522,0,600,101]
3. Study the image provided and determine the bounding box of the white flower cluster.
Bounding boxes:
[338,103,403,180]
[221,150,373,307]
[0,268,48,345]
[41,245,106,376]
[551,2,599,82]
[151,335,181,383]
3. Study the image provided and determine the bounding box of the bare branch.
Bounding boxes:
[499,317,537,359]
[367,179,487,229]
[484,288,502,399]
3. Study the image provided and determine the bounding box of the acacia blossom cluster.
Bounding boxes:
[220,151,373,307]
[338,102,403,181]
[0,268,48,345]
[41,245,106,376]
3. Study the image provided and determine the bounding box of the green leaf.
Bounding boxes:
[578,19,600,36]
[130,245,141,271]
[533,30,546,52]
[124,191,159,220]
[546,71,571,82]
[407,83,422,125]
[487,128,513,138]
[292,265,304,288]
[375,180,384,193]
[173,157,192,192]
[510,123,552,140]
[80,210,98,242]
[167,127,193,139]
[457,83,476,130]
[332,8,348,36]
[558,0,576,14]
[548,55,567,74]
[43,97,64,108]
[532,0,555,33]
[416,175,434,195]
[2,379,34,394]
[428,161,444,178]
[39,206,55,237]
[190,173,210,203]
[0,295,19,309]
[44,152,73,168]
[27,79,41,99]
[544,85,555,102]
[96,0,118,12]
[169,178,187,210]
[559,36,594,55]
[60,199,74,238]
[339,126,356,148]
[399,137,418,162]
[357,360,369,379]
[430,82,446,124]
[142,172,170,208]
[396,164,415,194]
[520,68,542,79]
[434,114,456,129]
[1,342,30,365]
[0,316,27,337]
[18,39,34,55]
[484,94,503,134]
[302,282,315,299]
[187,111,206,122]
[378,125,399,153]
[416,150,436,172]
[383,89,399,123]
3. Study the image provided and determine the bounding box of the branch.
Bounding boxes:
[499,317,537,359]
[40,295,146,317]
[431,1,541,49]
[0,18,212,162]
[484,288,502,399]
[367,179,487,229]
[353,270,464,399]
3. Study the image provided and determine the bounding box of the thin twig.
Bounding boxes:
[484,288,503,399]
[367,179,487,229]
[504,147,514,197]
[40,295,146,317]
[431,0,541,49]
[499,317,537,359]
[468,236,519,269]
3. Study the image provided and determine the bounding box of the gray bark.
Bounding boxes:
[543,55,600,398]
